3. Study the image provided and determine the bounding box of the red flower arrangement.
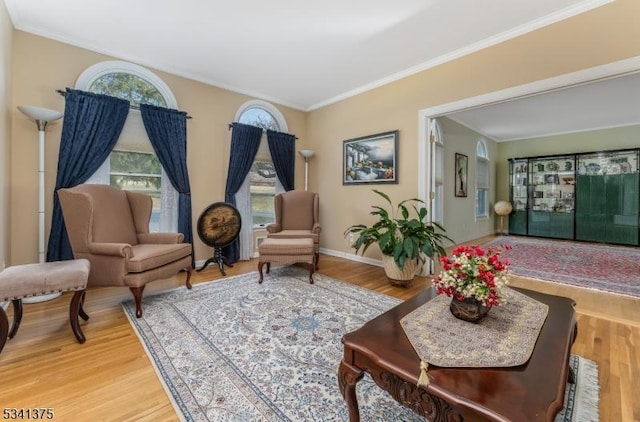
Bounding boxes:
[433,244,511,306]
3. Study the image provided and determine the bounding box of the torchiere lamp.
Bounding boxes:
[17,105,64,302]
[298,149,315,191]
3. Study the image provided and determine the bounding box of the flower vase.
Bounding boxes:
[449,297,491,323]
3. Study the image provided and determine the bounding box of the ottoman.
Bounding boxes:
[0,259,90,354]
[258,238,315,284]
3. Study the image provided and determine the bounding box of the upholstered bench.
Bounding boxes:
[0,259,90,354]
[258,238,315,284]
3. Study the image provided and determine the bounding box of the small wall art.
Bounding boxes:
[455,153,468,197]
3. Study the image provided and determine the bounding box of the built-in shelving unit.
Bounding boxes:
[508,149,640,245]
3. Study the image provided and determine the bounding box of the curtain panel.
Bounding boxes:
[266,130,295,191]
[47,88,129,261]
[223,123,263,264]
[140,104,194,267]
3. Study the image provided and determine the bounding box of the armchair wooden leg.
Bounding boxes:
[69,290,87,344]
[129,286,146,318]
[258,261,266,284]
[315,252,320,270]
[8,299,22,339]
[184,266,193,290]
[308,261,315,284]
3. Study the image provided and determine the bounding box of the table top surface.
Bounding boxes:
[341,287,576,421]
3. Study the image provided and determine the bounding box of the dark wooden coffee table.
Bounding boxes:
[338,287,577,422]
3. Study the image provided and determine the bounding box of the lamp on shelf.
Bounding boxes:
[17,106,64,302]
[298,149,315,191]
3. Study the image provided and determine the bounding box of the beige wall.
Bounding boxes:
[307,0,640,261]
[0,0,12,270]
[9,31,307,265]
[438,117,498,245]
[6,0,640,265]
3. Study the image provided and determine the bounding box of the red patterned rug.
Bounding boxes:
[485,236,640,299]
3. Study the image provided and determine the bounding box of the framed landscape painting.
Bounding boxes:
[343,130,398,185]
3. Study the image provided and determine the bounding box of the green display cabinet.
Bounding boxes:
[508,210,527,235]
[508,159,529,235]
[575,151,639,245]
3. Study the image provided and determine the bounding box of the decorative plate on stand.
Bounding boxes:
[196,202,242,275]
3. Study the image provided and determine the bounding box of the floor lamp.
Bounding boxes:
[298,150,315,191]
[494,200,513,235]
[18,106,64,302]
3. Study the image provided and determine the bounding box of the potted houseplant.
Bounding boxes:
[344,189,452,286]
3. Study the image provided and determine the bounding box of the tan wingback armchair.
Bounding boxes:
[266,191,321,268]
[58,184,193,318]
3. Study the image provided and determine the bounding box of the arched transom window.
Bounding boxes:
[78,61,178,232]
[235,100,288,228]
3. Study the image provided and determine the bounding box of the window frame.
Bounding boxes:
[235,100,288,229]
[76,61,179,233]
[475,140,490,220]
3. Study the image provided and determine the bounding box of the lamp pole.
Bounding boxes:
[17,106,64,302]
[298,150,315,191]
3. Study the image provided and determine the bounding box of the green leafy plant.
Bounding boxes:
[344,189,452,270]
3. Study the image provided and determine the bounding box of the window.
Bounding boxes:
[235,100,288,227]
[476,140,489,219]
[78,61,178,232]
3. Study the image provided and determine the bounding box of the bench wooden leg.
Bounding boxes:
[8,299,22,339]
[0,306,8,354]
[78,291,89,322]
[69,290,87,344]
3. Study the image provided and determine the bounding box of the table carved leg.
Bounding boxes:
[338,360,365,421]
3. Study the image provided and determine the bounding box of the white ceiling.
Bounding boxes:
[446,71,640,142]
[5,0,611,112]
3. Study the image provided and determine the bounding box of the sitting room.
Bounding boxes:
[1,1,639,420]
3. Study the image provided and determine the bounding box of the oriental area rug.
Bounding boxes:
[487,236,640,299]
[123,267,598,422]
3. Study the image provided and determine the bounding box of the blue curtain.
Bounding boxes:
[47,88,129,261]
[140,104,194,267]
[267,130,295,191]
[223,123,263,263]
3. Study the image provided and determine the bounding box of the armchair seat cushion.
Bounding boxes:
[128,243,192,273]
[267,230,319,244]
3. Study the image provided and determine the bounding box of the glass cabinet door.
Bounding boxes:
[575,150,639,245]
[508,159,528,235]
[527,155,575,239]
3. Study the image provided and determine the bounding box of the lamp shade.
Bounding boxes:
[18,105,63,122]
[298,149,315,159]
[494,200,513,216]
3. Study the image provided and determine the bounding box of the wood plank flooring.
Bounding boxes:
[1,254,638,421]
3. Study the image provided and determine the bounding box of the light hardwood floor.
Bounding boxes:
[1,253,639,421]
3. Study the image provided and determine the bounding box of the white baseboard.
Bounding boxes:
[319,247,383,267]
[319,248,439,276]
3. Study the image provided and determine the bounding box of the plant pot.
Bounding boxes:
[449,296,491,323]
[381,254,417,287]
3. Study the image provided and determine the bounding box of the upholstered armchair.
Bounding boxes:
[58,184,193,318]
[266,191,321,268]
